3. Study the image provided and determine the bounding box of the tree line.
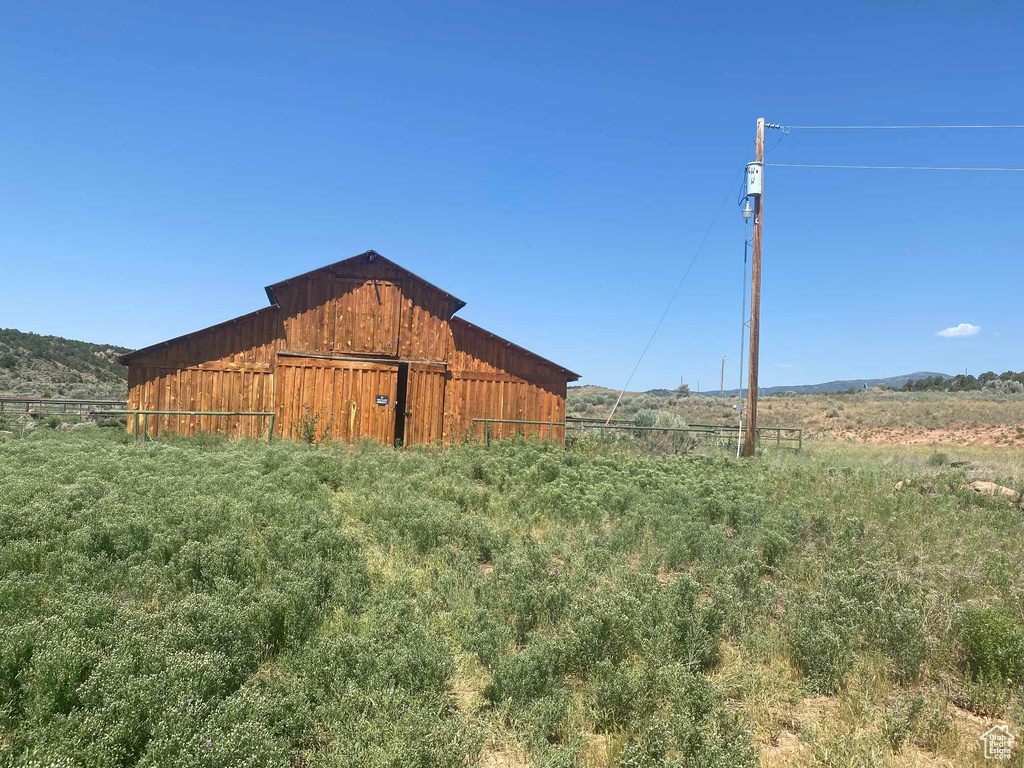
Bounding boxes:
[903,371,1024,392]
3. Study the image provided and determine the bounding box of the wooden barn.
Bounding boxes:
[118,251,580,445]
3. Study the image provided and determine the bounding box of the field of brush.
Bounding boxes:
[568,387,1024,447]
[1,429,1022,767]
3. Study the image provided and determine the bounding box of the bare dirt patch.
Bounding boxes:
[836,425,1024,447]
[478,743,530,768]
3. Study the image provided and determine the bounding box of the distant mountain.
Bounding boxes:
[721,371,952,396]
[0,328,129,400]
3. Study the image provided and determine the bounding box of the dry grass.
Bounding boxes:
[568,387,1024,447]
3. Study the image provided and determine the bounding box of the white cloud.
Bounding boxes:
[937,323,980,339]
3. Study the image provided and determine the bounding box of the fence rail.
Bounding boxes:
[565,419,802,451]
[472,418,565,444]
[472,417,801,451]
[0,397,126,417]
[3,398,799,451]
[91,410,276,443]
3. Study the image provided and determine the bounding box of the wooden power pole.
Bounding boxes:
[741,118,765,457]
[720,356,726,398]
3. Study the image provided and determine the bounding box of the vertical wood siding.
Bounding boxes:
[404,364,446,445]
[275,357,398,443]
[277,276,403,356]
[397,281,452,361]
[126,307,280,438]
[125,254,573,447]
[274,259,458,360]
[443,318,567,445]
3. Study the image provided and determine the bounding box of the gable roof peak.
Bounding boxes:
[264,250,466,310]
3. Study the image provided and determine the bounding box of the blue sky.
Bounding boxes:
[2,2,1021,390]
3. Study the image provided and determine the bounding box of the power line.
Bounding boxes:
[603,164,744,425]
[766,162,1024,172]
[782,124,1024,130]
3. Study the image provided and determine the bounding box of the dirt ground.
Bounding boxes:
[834,425,1023,446]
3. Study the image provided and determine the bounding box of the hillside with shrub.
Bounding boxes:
[0,328,129,400]
[0,430,1021,765]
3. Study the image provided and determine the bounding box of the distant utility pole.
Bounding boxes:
[720,356,726,398]
[742,117,765,458]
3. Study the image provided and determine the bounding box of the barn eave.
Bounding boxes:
[451,316,580,381]
[116,304,280,365]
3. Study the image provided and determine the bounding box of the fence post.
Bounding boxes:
[143,414,149,441]
[485,421,491,446]
[133,413,139,440]
[268,414,276,443]
[798,429,803,451]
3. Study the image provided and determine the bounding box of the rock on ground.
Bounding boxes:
[963,480,1019,499]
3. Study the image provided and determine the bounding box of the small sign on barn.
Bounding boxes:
[376,395,389,406]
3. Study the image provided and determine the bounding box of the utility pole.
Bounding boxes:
[742,117,765,457]
[720,355,726,398]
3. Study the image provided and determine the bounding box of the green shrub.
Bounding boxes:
[786,595,857,694]
[485,635,563,708]
[658,671,757,767]
[651,577,724,672]
[3,424,1020,765]
[633,409,656,430]
[760,529,791,569]
[517,687,575,746]
[955,605,1024,684]
[882,694,925,752]
[295,407,332,444]
[483,547,571,644]
[583,660,651,732]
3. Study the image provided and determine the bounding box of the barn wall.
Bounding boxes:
[126,308,281,438]
[273,260,457,361]
[275,356,399,443]
[398,280,452,361]
[124,255,574,447]
[443,319,567,445]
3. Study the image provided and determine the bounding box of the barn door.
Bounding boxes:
[402,363,446,446]
[275,355,399,444]
[332,278,402,356]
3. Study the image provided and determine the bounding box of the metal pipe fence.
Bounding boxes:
[472,417,801,451]
[90,410,276,443]
[0,397,126,417]
[472,418,564,445]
